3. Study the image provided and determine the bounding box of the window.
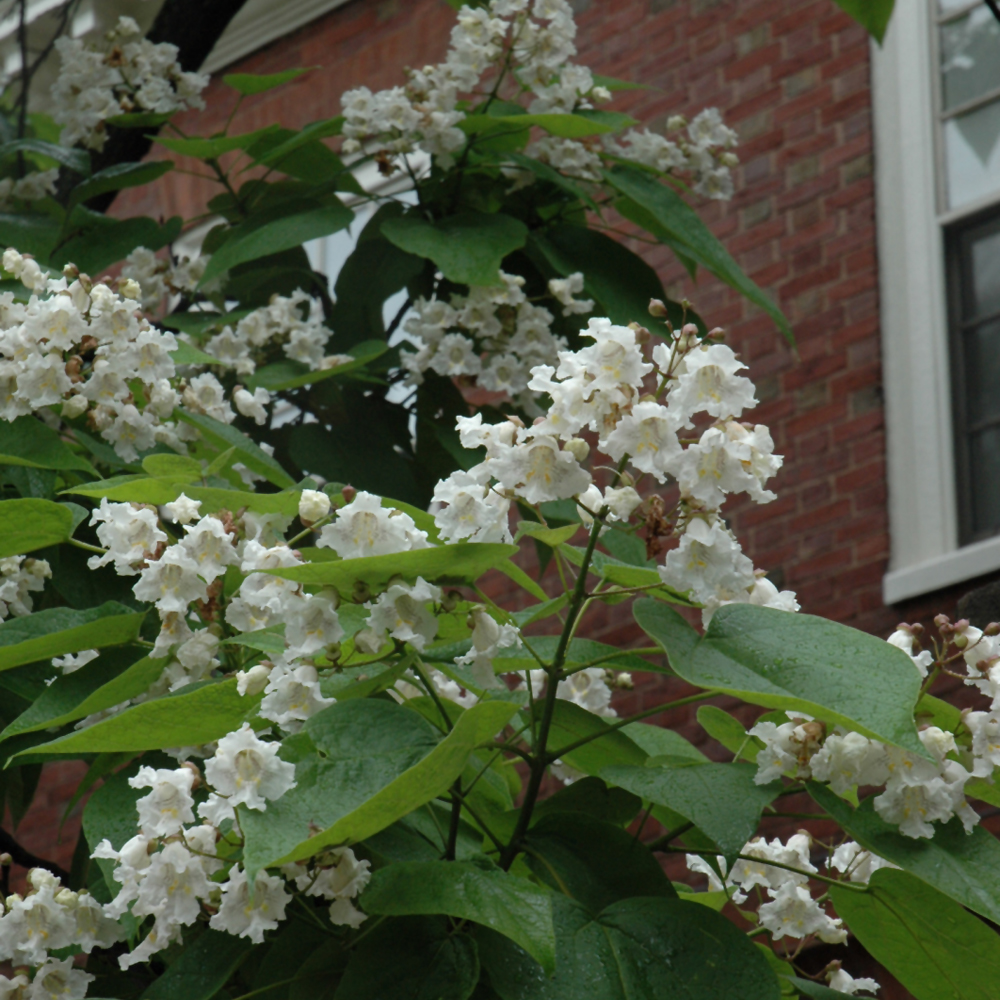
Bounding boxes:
[873,1,1000,602]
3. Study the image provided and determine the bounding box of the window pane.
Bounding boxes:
[964,320,1000,428]
[968,426,1000,537]
[971,228,1000,316]
[945,98,1000,208]
[941,7,1000,111]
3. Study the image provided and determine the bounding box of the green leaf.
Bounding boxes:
[245,117,347,172]
[17,678,261,757]
[185,485,301,517]
[55,213,182,274]
[0,416,96,473]
[830,868,1000,1000]
[831,0,895,44]
[265,542,519,592]
[0,602,144,673]
[514,521,581,547]
[539,700,647,776]
[782,977,852,999]
[141,454,201,479]
[605,165,793,345]
[479,894,781,1000]
[68,161,173,210]
[64,475,193,505]
[153,126,281,159]
[461,112,620,139]
[529,225,693,335]
[620,721,707,761]
[523,812,674,916]
[171,338,226,367]
[810,783,1000,926]
[697,704,761,762]
[504,153,598,211]
[603,761,781,860]
[490,636,654,675]
[223,67,317,95]
[363,858,555,972]
[381,212,528,287]
[0,213,61,260]
[634,600,926,756]
[336,917,478,1000]
[0,498,79,557]
[240,699,517,876]
[591,73,653,92]
[176,409,296,488]
[248,340,388,392]
[140,929,252,1000]
[0,651,167,742]
[0,137,89,174]
[200,198,354,283]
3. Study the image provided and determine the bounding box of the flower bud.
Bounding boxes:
[648,298,669,318]
[181,760,203,790]
[341,485,357,504]
[986,622,1000,637]
[564,437,589,463]
[236,663,271,697]
[298,489,332,524]
[62,394,89,420]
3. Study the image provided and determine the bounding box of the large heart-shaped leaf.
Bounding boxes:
[634,600,926,756]
[0,417,95,473]
[363,858,555,972]
[0,498,83,558]
[831,869,1000,1000]
[479,894,780,1000]
[381,212,527,287]
[603,761,781,860]
[240,699,517,877]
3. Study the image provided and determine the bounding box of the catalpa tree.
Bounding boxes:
[0,2,986,1000]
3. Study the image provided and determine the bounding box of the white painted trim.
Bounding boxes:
[884,535,1000,604]
[873,6,960,603]
[201,0,352,75]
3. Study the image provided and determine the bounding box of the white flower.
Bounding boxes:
[0,881,73,965]
[758,882,846,943]
[163,493,202,525]
[827,969,881,996]
[284,847,371,900]
[365,577,441,652]
[748,576,799,612]
[27,957,93,1000]
[547,273,593,315]
[810,732,889,794]
[727,834,816,897]
[667,343,756,427]
[0,975,28,999]
[489,434,591,505]
[603,485,641,522]
[88,500,166,576]
[299,489,331,523]
[829,841,898,884]
[433,470,512,543]
[555,667,616,717]
[749,715,822,784]
[601,401,682,483]
[180,515,239,583]
[328,898,368,928]
[455,606,521,688]
[133,544,208,613]
[236,663,272,697]
[52,648,99,675]
[233,386,271,425]
[887,627,935,679]
[285,593,344,659]
[318,490,429,558]
[128,765,196,837]
[204,723,297,810]
[209,866,290,943]
[259,662,334,732]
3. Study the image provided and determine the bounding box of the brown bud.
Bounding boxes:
[648,298,669,318]
[341,485,357,504]
[180,761,202,790]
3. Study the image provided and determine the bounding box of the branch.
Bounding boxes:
[0,827,70,881]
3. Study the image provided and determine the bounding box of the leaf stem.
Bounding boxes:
[67,537,106,555]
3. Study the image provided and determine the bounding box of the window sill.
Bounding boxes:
[883,534,1000,604]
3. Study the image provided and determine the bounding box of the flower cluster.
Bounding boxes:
[0,555,50,621]
[401,270,591,406]
[0,249,184,462]
[750,714,981,840]
[192,289,345,377]
[52,16,208,150]
[92,724,368,969]
[340,0,737,197]
[432,314,792,623]
[121,247,209,313]
[687,836,883,996]
[0,866,122,999]
[0,170,59,212]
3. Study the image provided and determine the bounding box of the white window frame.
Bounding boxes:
[875,0,1000,604]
